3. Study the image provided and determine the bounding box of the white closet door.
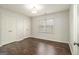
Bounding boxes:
[1,13,16,45]
[0,9,31,45]
[16,17,24,41]
[0,14,1,46]
[16,16,31,41]
[23,18,31,38]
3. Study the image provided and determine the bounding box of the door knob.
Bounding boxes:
[74,43,79,46]
[8,30,12,32]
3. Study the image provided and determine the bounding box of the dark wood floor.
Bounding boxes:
[0,37,71,55]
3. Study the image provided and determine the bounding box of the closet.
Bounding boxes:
[0,8,31,46]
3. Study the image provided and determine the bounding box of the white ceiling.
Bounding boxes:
[0,4,70,17]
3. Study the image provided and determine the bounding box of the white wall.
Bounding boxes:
[31,10,69,43]
[69,4,77,55]
[0,8,31,46]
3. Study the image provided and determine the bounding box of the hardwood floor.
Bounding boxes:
[0,37,71,55]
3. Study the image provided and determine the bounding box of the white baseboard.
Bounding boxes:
[31,36,68,44]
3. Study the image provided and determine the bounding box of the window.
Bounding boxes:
[39,18,54,33]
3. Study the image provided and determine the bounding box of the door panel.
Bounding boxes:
[77,4,79,55]
[1,13,16,45]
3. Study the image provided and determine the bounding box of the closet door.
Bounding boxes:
[16,16,31,41]
[1,10,31,45]
[16,16,24,41]
[0,14,1,46]
[1,13,16,45]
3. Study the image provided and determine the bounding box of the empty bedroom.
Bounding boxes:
[0,4,76,55]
